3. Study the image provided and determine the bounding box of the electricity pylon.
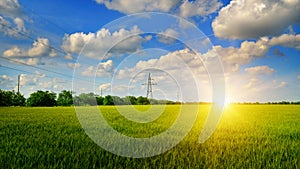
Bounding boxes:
[142,72,156,98]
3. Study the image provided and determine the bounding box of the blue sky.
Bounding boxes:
[0,0,299,102]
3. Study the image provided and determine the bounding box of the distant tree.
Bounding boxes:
[12,92,26,106]
[136,96,150,105]
[123,96,137,105]
[77,93,97,106]
[0,89,12,106]
[73,96,82,106]
[0,90,25,106]
[26,90,56,107]
[96,96,104,105]
[57,90,73,106]
[149,98,159,104]
[112,96,124,105]
[103,95,114,105]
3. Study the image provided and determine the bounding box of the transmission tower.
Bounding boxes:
[17,75,20,93]
[142,72,157,98]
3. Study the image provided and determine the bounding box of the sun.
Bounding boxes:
[223,98,232,108]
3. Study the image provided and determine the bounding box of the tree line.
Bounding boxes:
[2,89,299,107]
[0,89,180,107]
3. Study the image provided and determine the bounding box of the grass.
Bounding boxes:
[0,105,300,168]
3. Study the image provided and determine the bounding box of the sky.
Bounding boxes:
[0,0,299,103]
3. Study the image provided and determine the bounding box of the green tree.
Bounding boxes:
[136,96,150,105]
[0,89,12,106]
[73,96,82,106]
[103,95,114,105]
[0,90,25,106]
[77,93,97,106]
[57,90,73,106]
[112,96,124,105]
[12,92,26,106]
[96,96,104,105]
[123,96,137,105]
[26,90,57,107]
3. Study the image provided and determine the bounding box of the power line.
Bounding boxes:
[0,56,73,78]
[0,64,33,74]
[0,22,68,56]
[0,59,106,89]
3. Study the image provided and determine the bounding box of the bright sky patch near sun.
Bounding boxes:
[0,0,299,102]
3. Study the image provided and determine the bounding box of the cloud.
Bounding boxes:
[82,60,113,77]
[28,38,56,57]
[245,65,275,75]
[179,0,222,18]
[268,34,300,49]
[210,38,269,73]
[0,16,26,37]
[212,0,300,39]
[0,0,21,17]
[157,28,179,44]
[96,0,222,19]
[116,48,205,80]
[3,38,57,65]
[210,34,300,74]
[98,83,111,91]
[16,72,70,96]
[61,26,145,58]
[273,81,288,89]
[3,46,26,57]
[0,74,14,87]
[244,78,261,90]
[13,17,25,32]
[114,48,208,100]
[38,77,70,91]
[0,0,26,38]
[3,38,57,58]
[64,53,73,60]
[67,62,81,69]
[23,58,41,65]
[19,73,41,86]
[52,78,67,84]
[95,0,180,14]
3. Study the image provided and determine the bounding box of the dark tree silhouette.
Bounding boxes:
[57,90,73,106]
[26,90,56,107]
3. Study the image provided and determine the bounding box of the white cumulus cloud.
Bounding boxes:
[61,26,146,58]
[0,0,27,38]
[0,0,21,16]
[28,38,56,57]
[210,33,300,74]
[245,65,275,75]
[0,74,14,87]
[96,0,222,18]
[99,83,111,91]
[244,78,261,90]
[82,60,114,77]
[212,0,300,39]
[179,0,222,18]
[0,16,26,37]
[3,38,57,65]
[157,28,179,44]
[3,38,57,58]
[67,62,81,69]
[95,0,180,14]
[273,81,288,89]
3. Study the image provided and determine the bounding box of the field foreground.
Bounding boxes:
[1,105,300,168]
